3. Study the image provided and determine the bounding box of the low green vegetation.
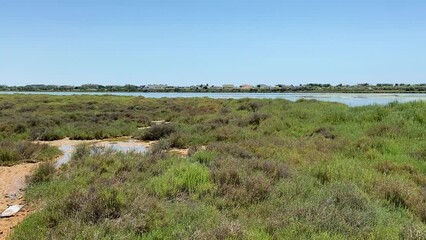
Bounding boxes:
[0,140,60,166]
[0,94,425,239]
[29,162,56,184]
[135,124,176,141]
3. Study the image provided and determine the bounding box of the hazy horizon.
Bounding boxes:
[1,82,424,88]
[1,0,425,86]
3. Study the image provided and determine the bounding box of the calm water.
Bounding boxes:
[1,91,426,106]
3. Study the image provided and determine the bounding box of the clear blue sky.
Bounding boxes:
[1,0,425,86]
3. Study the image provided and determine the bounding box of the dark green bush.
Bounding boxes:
[310,127,336,139]
[244,174,271,203]
[0,148,20,164]
[71,144,92,164]
[314,169,331,185]
[30,162,55,184]
[0,141,58,165]
[14,124,27,134]
[247,113,269,126]
[62,187,125,224]
[136,124,176,141]
[400,223,426,240]
[209,142,254,159]
[212,167,241,187]
[237,101,262,112]
[39,128,65,141]
[29,127,47,141]
[167,132,189,149]
[249,159,289,180]
[379,181,408,208]
[411,149,426,161]
[366,124,400,138]
[148,139,171,155]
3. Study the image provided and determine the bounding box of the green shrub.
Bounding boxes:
[136,124,176,141]
[149,160,213,197]
[209,142,254,159]
[284,183,377,237]
[148,139,171,155]
[313,168,331,185]
[248,113,269,126]
[375,161,398,175]
[212,221,244,239]
[410,149,426,161]
[214,126,241,142]
[191,150,218,165]
[0,141,59,165]
[82,188,125,223]
[167,132,189,149]
[212,165,241,187]
[14,124,27,134]
[375,161,417,175]
[238,101,262,112]
[249,159,289,180]
[30,162,55,184]
[39,128,66,141]
[0,148,20,164]
[29,127,47,141]
[71,144,92,164]
[208,117,230,128]
[376,180,409,208]
[366,124,400,138]
[59,187,125,224]
[400,223,426,240]
[310,127,336,139]
[244,174,271,203]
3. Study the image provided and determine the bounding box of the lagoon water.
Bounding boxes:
[1,91,426,106]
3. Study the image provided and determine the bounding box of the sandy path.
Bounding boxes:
[34,137,155,148]
[0,163,38,240]
[33,137,101,147]
[170,148,189,156]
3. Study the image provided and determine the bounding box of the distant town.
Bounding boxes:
[1,83,426,93]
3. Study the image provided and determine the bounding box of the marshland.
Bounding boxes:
[0,94,425,239]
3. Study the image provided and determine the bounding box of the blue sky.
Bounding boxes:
[0,0,425,86]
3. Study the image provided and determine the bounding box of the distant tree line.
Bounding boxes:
[0,83,425,93]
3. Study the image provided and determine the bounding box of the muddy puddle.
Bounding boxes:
[56,140,149,167]
[35,138,151,167]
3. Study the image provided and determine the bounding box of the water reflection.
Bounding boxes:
[1,92,426,106]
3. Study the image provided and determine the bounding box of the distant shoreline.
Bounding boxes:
[1,83,426,94]
[2,91,426,107]
[1,90,426,94]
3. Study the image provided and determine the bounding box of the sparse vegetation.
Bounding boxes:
[0,141,60,166]
[0,94,425,239]
[29,162,56,184]
[135,124,176,141]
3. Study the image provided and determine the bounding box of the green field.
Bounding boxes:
[1,94,425,239]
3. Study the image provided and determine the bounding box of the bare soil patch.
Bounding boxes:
[34,137,155,149]
[0,163,37,240]
[170,148,189,156]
